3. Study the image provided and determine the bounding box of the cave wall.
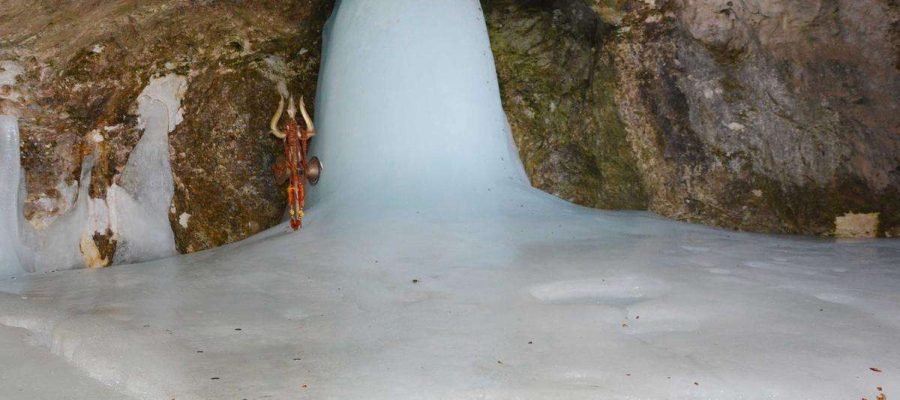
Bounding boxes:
[483,0,649,209]
[2,0,897,272]
[484,0,899,237]
[0,0,333,267]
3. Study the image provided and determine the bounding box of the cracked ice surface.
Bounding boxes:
[0,0,898,399]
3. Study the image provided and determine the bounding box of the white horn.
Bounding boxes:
[270,96,286,139]
[300,96,315,136]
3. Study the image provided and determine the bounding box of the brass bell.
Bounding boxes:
[305,156,323,186]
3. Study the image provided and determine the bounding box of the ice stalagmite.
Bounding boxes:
[310,0,528,215]
[0,116,24,276]
[108,74,185,264]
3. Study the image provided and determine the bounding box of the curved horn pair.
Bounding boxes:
[270,95,315,138]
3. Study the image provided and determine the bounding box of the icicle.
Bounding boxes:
[0,116,25,276]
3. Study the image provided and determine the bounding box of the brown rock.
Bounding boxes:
[485,0,900,236]
[835,212,879,239]
[1,0,333,266]
[483,0,649,209]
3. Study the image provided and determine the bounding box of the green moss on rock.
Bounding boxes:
[490,0,898,237]
[483,0,648,209]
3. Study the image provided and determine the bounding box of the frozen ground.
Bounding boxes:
[0,324,128,400]
[0,201,898,399]
[0,0,898,399]
[0,198,900,399]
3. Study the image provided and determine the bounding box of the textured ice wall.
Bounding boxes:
[29,156,93,272]
[108,74,185,264]
[2,75,185,276]
[310,0,527,215]
[0,116,25,276]
[2,117,93,275]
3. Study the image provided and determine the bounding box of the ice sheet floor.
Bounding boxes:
[0,186,897,400]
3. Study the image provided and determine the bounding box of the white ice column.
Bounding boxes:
[310,0,527,213]
[0,116,24,276]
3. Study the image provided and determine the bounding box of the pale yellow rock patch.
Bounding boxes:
[834,212,879,239]
[80,234,108,268]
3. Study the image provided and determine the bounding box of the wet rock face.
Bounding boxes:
[168,65,293,254]
[1,0,333,266]
[486,0,900,237]
[483,0,649,209]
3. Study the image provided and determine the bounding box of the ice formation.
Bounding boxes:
[4,134,104,274]
[0,1,897,399]
[27,155,94,273]
[1,74,185,275]
[309,0,527,215]
[1,116,94,275]
[107,74,185,264]
[0,116,25,276]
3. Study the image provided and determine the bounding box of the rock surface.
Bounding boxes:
[483,0,648,209]
[2,0,897,273]
[0,0,333,266]
[485,0,899,237]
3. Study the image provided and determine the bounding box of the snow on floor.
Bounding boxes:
[0,0,898,399]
